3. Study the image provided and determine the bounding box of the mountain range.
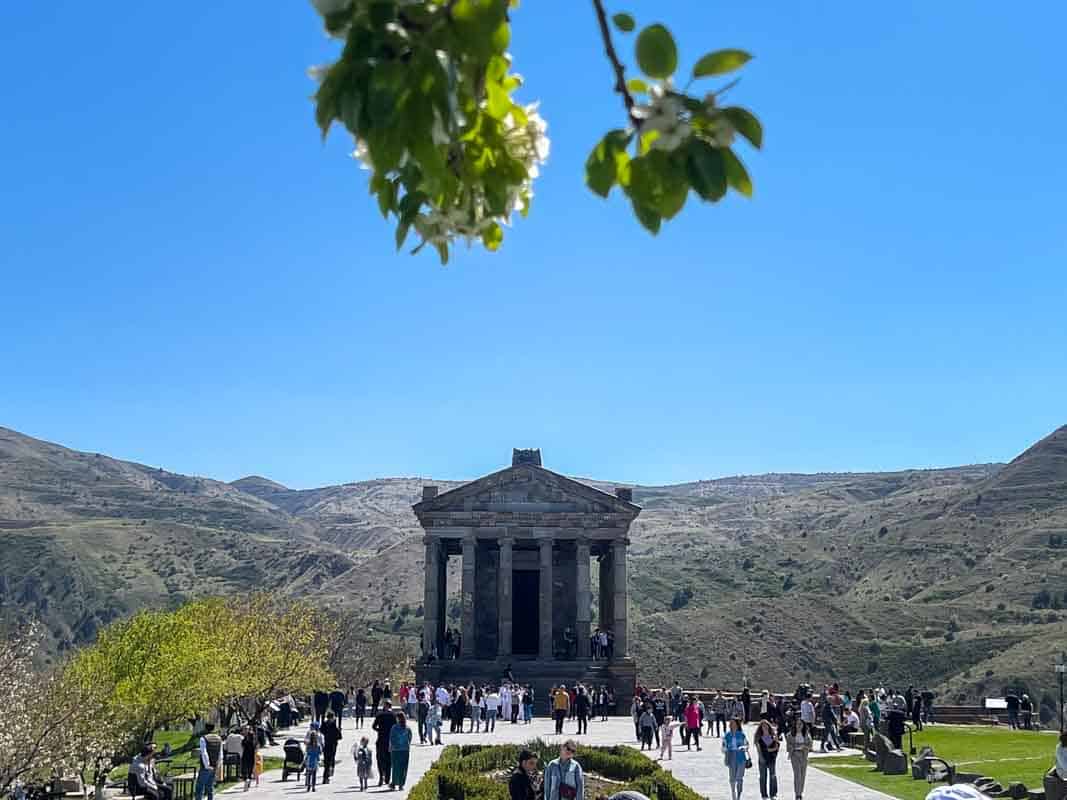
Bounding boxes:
[2,424,1066,716]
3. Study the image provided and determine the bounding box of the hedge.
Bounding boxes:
[409,740,702,800]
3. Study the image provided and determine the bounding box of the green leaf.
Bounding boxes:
[584,129,633,198]
[693,49,752,78]
[630,197,661,234]
[626,78,649,94]
[395,221,411,251]
[629,150,687,220]
[722,147,753,197]
[635,24,678,79]
[486,79,511,119]
[685,139,727,202]
[482,222,504,251]
[612,13,635,32]
[721,107,762,149]
[434,241,449,265]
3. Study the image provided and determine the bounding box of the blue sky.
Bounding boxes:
[2,1,1065,488]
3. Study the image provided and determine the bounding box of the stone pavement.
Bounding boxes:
[227,717,897,800]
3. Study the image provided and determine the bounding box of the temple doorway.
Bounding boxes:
[512,569,540,656]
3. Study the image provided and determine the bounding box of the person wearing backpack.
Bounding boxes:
[544,740,584,800]
[304,722,323,793]
[352,736,373,792]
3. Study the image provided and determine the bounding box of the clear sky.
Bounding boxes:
[2,1,1065,488]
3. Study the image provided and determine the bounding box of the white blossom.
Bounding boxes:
[350,140,372,170]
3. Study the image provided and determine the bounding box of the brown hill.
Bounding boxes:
[2,424,1065,718]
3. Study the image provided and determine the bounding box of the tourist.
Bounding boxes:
[388,712,412,790]
[785,718,812,800]
[575,686,591,735]
[632,696,643,740]
[658,715,679,761]
[371,681,383,714]
[330,688,347,727]
[304,721,323,793]
[1021,694,1034,730]
[545,740,584,800]
[921,688,935,725]
[569,685,579,720]
[754,719,779,800]
[606,687,616,720]
[354,687,367,729]
[638,706,657,751]
[887,695,907,751]
[132,745,174,800]
[683,697,702,751]
[435,683,451,723]
[858,699,873,750]
[470,685,483,732]
[723,718,749,800]
[417,690,430,744]
[512,684,521,723]
[869,693,880,730]
[426,702,443,745]
[453,630,462,658]
[841,706,860,737]
[407,684,419,721]
[554,685,571,735]
[486,686,500,731]
[819,695,842,752]
[741,687,752,723]
[240,726,257,792]
[501,684,512,728]
[352,736,373,791]
[729,696,746,724]
[1006,692,1020,729]
[712,690,728,737]
[911,693,923,731]
[509,750,538,800]
[372,701,395,786]
[670,682,683,717]
[195,723,222,800]
[1055,731,1067,779]
[523,686,535,724]
[314,691,330,724]
[320,711,341,784]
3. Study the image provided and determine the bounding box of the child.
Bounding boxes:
[253,752,264,787]
[659,715,680,761]
[305,721,322,792]
[353,736,373,792]
[639,707,657,751]
[426,703,443,745]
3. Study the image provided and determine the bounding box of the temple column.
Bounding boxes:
[436,546,447,649]
[599,552,614,638]
[461,534,476,658]
[422,537,440,659]
[539,539,554,659]
[497,537,513,656]
[612,539,629,657]
[576,539,591,658]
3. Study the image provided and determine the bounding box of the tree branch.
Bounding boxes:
[591,0,640,128]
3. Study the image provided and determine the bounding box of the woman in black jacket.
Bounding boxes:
[508,751,538,800]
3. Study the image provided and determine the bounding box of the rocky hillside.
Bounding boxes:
[2,424,1065,719]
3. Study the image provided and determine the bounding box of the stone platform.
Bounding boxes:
[415,657,637,712]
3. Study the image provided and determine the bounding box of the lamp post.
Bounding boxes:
[1056,655,1066,733]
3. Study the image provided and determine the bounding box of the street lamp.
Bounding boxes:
[1056,655,1066,733]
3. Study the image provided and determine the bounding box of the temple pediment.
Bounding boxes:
[413,463,640,519]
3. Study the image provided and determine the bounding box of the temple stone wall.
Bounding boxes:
[475,543,499,657]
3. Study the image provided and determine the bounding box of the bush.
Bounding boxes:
[409,740,701,800]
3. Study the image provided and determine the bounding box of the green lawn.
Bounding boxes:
[814,726,1056,800]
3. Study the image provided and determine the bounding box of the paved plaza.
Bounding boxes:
[234,716,896,800]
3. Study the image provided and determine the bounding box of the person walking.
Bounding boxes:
[194,723,222,800]
[426,702,443,745]
[639,706,657,751]
[417,690,430,744]
[553,686,571,735]
[388,712,412,790]
[684,698,702,751]
[352,736,373,791]
[723,718,749,800]
[741,687,752,724]
[575,687,591,735]
[754,719,779,800]
[658,715,679,761]
[523,686,535,724]
[545,741,584,800]
[240,726,257,792]
[372,701,395,786]
[471,686,483,733]
[632,696,643,741]
[712,691,728,737]
[354,688,367,729]
[371,681,383,715]
[785,718,812,800]
[304,721,323,793]
[486,686,500,732]
[508,750,538,800]
[320,712,342,784]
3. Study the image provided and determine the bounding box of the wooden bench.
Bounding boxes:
[846,731,865,750]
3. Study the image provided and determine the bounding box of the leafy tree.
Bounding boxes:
[308,0,761,262]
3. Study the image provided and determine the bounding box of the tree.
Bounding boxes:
[308,0,762,262]
[320,609,413,689]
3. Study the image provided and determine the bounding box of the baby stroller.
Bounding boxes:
[280,739,305,782]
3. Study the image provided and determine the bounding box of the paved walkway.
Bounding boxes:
[228,717,897,800]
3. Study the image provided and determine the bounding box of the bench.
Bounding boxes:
[846,731,865,750]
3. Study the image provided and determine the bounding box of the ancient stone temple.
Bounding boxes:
[413,448,639,711]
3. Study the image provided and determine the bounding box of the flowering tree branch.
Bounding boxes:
[591,0,640,129]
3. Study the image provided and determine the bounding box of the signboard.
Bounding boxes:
[984,697,1008,709]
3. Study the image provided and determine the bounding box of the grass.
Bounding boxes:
[814,725,1056,800]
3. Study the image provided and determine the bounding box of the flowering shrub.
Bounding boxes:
[309,0,761,261]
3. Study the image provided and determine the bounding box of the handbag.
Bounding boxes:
[553,763,577,800]
[745,757,753,769]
